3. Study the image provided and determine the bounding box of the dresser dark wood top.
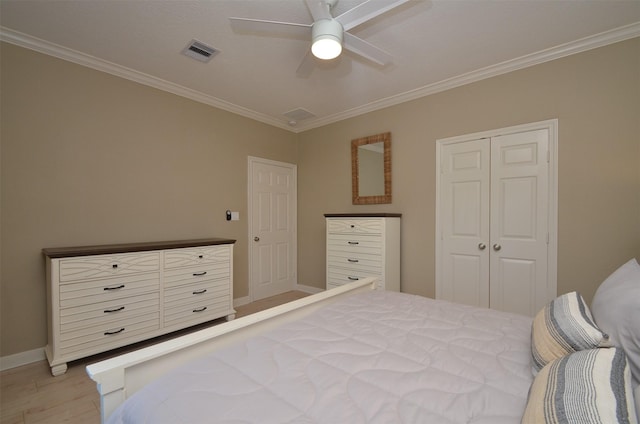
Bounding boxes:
[324,213,402,218]
[43,238,236,259]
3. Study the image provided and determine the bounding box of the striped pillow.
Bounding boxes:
[531,291,609,372]
[522,348,638,424]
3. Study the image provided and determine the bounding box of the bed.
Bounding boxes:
[88,262,640,424]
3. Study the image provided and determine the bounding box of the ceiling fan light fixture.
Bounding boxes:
[311,19,343,60]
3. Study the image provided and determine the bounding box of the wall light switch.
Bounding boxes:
[231,211,240,221]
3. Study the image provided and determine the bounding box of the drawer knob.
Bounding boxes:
[348,276,359,281]
[104,306,125,313]
[198,255,203,259]
[350,225,355,228]
[193,271,207,276]
[348,241,359,245]
[192,289,207,295]
[104,328,125,335]
[112,264,118,269]
[193,306,207,313]
[103,284,125,291]
[348,259,359,263]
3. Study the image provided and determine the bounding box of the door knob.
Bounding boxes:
[493,244,501,251]
[478,243,486,250]
[254,236,260,242]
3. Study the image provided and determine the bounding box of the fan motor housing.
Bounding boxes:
[311,19,343,59]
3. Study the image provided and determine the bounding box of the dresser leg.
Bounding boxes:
[50,363,67,376]
[226,313,236,321]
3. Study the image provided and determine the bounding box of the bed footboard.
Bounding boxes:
[86,278,378,423]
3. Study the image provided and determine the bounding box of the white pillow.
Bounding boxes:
[592,258,640,388]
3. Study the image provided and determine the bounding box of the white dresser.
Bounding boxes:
[325,214,401,291]
[43,238,235,376]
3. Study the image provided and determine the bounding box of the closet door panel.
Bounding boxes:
[439,139,490,308]
[490,129,549,316]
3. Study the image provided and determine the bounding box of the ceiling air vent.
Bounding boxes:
[283,108,316,126]
[182,40,219,63]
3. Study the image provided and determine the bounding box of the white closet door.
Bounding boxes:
[439,139,490,308]
[437,127,551,316]
[490,130,549,316]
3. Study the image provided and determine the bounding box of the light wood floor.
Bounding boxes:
[0,291,309,424]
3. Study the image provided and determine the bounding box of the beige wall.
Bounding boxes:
[0,43,298,357]
[1,38,639,359]
[297,38,640,300]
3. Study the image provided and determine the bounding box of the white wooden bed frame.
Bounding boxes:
[86,278,378,423]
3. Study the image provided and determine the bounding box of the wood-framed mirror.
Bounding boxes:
[352,132,391,205]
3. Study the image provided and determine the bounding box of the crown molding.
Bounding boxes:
[0,27,292,132]
[295,22,640,132]
[2,22,639,134]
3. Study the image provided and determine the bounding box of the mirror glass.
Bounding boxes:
[352,132,391,205]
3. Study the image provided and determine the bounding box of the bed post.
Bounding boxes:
[91,367,125,423]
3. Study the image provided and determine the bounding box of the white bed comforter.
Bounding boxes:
[108,291,533,424]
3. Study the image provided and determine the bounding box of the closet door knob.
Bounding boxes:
[493,244,502,251]
[478,243,486,250]
[254,236,260,242]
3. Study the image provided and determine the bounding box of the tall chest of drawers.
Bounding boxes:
[43,238,235,376]
[325,214,401,291]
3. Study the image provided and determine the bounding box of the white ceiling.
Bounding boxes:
[1,0,639,132]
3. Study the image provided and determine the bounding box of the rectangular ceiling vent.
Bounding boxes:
[182,40,219,63]
[283,108,316,123]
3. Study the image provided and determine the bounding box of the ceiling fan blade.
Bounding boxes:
[335,0,411,31]
[229,17,311,38]
[343,32,393,66]
[305,0,332,22]
[296,50,316,77]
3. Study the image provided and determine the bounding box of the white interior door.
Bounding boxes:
[439,139,490,308]
[248,157,297,301]
[436,121,556,317]
[489,130,549,316]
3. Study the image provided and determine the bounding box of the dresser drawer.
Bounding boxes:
[164,296,231,329]
[328,267,382,287]
[163,264,230,289]
[60,292,160,331]
[59,273,160,308]
[59,252,160,282]
[164,279,230,306]
[327,234,382,255]
[327,254,382,274]
[327,219,383,235]
[164,245,231,269]
[59,312,160,356]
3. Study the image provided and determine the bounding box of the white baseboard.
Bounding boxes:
[0,347,46,372]
[233,295,251,308]
[294,283,324,294]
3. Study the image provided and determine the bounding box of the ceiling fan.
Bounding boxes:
[229,0,410,76]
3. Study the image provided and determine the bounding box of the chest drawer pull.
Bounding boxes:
[348,241,359,245]
[193,306,207,313]
[198,255,203,259]
[112,264,118,269]
[103,284,125,291]
[104,328,125,335]
[192,289,207,295]
[347,258,359,263]
[192,271,207,276]
[348,276,359,281]
[104,306,125,313]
